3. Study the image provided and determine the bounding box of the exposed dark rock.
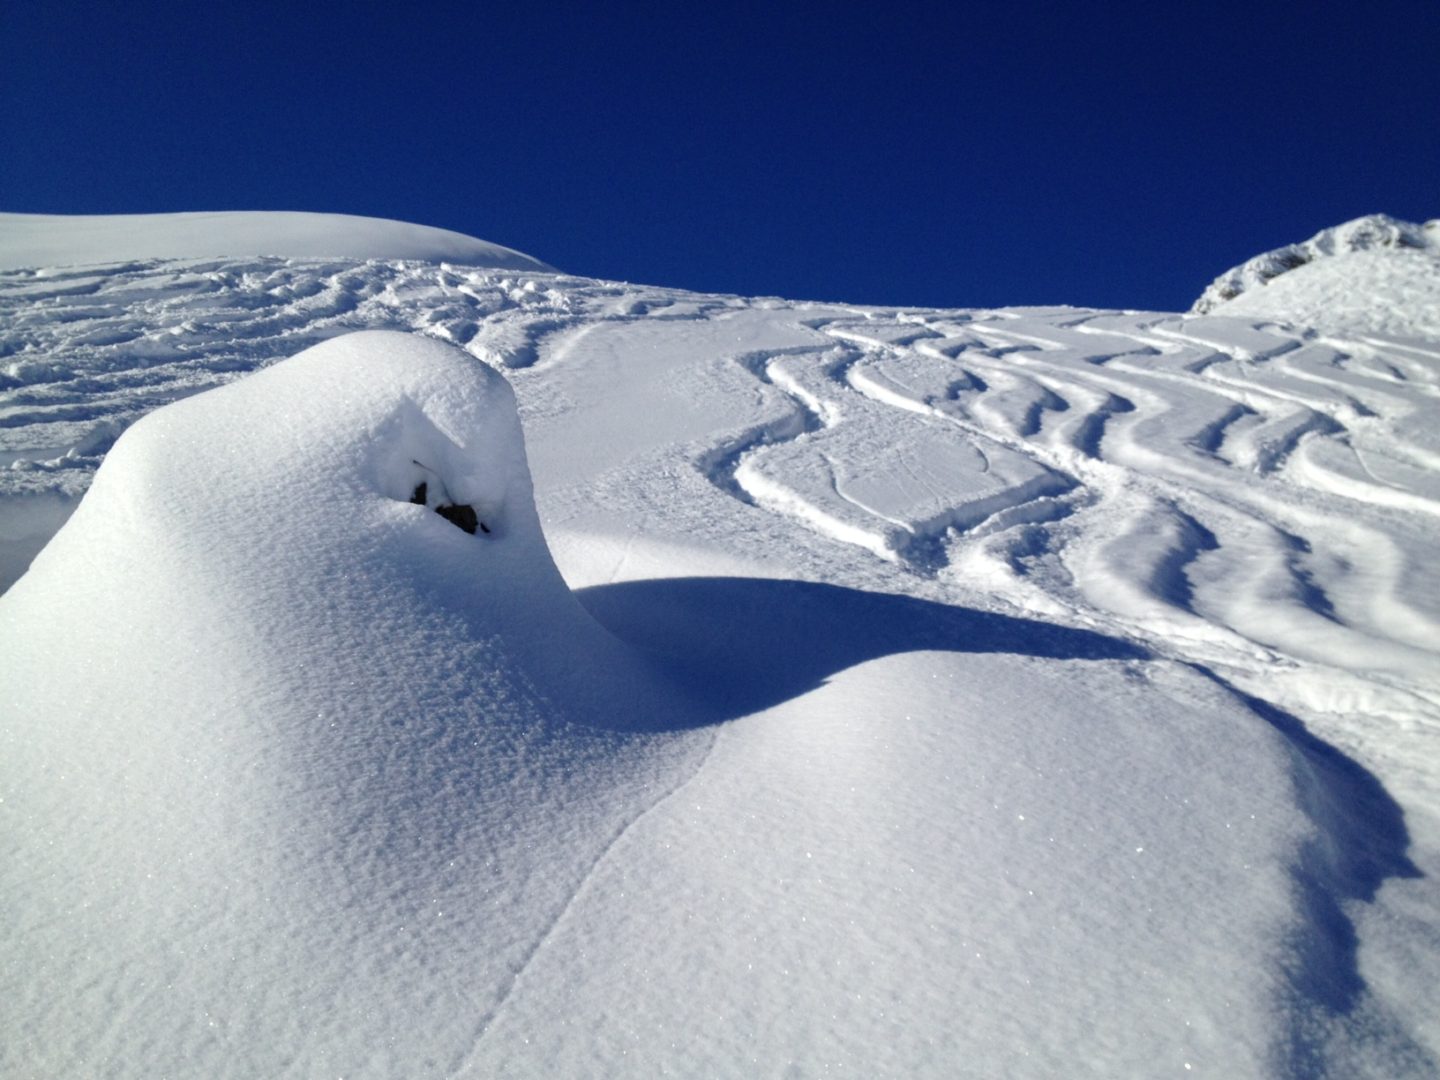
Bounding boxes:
[409,479,483,534]
[437,502,479,535]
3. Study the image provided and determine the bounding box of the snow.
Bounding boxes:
[0,210,552,272]
[1192,213,1440,340]
[3,214,1440,1076]
[1207,248,1440,342]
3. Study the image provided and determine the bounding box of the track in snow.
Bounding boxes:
[692,305,1440,735]
[6,249,1440,1076]
[0,257,739,499]
[4,257,1439,742]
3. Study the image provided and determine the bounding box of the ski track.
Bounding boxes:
[5,257,1439,741]
[695,306,1440,733]
[0,257,742,495]
[7,250,1440,1076]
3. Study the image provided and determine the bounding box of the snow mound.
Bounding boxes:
[1205,246,1440,341]
[2,329,1423,1075]
[3,330,641,719]
[0,210,553,272]
[1192,214,1440,336]
[0,330,701,1073]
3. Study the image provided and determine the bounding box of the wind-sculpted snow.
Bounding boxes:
[0,333,713,1076]
[1192,214,1440,340]
[1192,213,1439,313]
[4,231,1440,1075]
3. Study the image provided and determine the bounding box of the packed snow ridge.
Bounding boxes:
[3,212,1440,1077]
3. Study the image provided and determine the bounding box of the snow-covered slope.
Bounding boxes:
[3,214,1439,1076]
[0,210,552,272]
[1193,213,1440,339]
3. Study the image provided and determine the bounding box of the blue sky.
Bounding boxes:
[3,0,1436,311]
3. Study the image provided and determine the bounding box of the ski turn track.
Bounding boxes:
[5,262,1439,732]
[5,251,1440,1074]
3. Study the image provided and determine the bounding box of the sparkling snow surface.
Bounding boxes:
[2,218,1439,1076]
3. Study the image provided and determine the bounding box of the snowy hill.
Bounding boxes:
[0,210,552,272]
[1192,213,1440,339]
[3,214,1439,1076]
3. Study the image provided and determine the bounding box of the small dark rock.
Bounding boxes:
[436,503,479,535]
[407,478,484,535]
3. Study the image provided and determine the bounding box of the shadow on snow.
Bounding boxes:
[1189,669,1426,1076]
[576,574,1147,725]
[576,576,1425,1077]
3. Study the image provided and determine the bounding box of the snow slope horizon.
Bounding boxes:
[0,210,553,273]
[3,212,1440,1075]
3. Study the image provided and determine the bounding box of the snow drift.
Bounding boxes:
[0,210,552,272]
[0,331,695,1074]
[1,327,1427,1076]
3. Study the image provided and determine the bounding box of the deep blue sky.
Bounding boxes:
[3,1,1436,311]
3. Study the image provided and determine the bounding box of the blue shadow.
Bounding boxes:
[576,575,1148,725]
[576,576,1426,1075]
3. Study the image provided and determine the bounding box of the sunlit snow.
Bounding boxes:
[0,210,553,273]
[2,211,1438,1077]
